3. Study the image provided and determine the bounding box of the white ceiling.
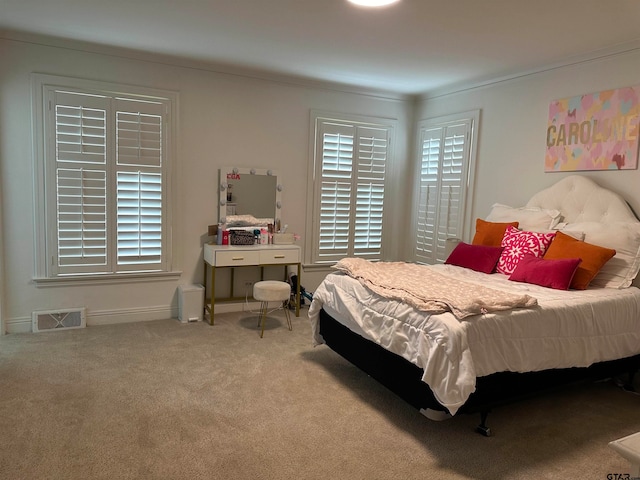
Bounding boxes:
[2,0,640,95]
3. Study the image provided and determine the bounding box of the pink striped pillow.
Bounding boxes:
[497,226,556,275]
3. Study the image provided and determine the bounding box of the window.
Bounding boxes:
[306,113,394,265]
[413,111,479,264]
[32,75,176,279]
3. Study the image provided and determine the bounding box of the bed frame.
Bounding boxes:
[319,309,640,436]
[316,176,640,436]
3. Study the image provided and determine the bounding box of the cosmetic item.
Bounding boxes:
[273,233,295,244]
[260,228,268,245]
[222,230,229,245]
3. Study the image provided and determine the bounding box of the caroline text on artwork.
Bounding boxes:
[546,87,640,172]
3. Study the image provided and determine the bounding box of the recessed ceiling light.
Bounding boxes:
[348,0,401,7]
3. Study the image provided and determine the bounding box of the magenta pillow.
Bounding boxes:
[445,242,504,274]
[497,226,556,275]
[509,254,582,290]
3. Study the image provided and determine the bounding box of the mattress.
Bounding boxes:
[308,263,640,415]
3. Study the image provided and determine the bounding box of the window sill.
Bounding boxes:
[302,263,336,272]
[33,270,183,287]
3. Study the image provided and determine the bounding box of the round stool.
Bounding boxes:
[252,280,292,338]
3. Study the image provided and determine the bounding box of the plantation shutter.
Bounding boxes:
[354,126,386,256]
[415,121,470,264]
[115,99,164,269]
[314,119,389,264]
[415,127,441,264]
[54,91,108,273]
[318,122,353,262]
[45,82,170,277]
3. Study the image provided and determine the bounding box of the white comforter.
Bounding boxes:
[308,263,640,415]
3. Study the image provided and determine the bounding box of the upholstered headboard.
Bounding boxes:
[525,175,639,224]
[484,175,640,288]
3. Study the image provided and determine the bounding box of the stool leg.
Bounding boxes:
[283,300,292,331]
[260,301,268,338]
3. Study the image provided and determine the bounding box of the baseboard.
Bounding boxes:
[5,305,178,334]
[87,305,177,326]
[5,317,32,334]
[213,301,261,314]
[4,301,269,334]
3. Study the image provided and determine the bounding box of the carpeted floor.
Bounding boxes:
[1,309,639,479]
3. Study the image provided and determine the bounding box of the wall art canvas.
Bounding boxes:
[546,86,640,172]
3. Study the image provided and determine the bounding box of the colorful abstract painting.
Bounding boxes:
[546,86,640,172]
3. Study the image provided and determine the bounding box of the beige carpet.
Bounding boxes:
[1,309,639,480]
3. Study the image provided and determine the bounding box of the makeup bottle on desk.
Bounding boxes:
[217,224,223,245]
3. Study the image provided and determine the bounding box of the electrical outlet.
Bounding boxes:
[245,281,253,287]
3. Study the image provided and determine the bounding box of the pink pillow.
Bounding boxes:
[445,242,503,274]
[509,254,582,290]
[497,226,556,275]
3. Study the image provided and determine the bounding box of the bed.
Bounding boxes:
[308,175,640,435]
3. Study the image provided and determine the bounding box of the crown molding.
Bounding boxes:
[0,28,410,102]
[422,38,640,100]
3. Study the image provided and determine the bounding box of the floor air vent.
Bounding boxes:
[32,308,86,332]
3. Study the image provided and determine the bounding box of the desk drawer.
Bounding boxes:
[259,249,300,264]
[215,250,260,267]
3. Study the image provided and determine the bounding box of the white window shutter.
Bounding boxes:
[415,127,441,264]
[415,121,470,264]
[116,171,162,266]
[312,117,390,264]
[54,92,108,273]
[40,79,172,278]
[354,126,387,257]
[436,125,466,260]
[54,92,107,165]
[318,123,354,262]
[115,99,164,269]
[56,168,107,267]
[116,108,162,168]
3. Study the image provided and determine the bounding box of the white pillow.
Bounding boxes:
[549,226,585,241]
[562,222,640,289]
[485,204,562,232]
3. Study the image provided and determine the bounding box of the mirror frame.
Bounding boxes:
[218,166,282,225]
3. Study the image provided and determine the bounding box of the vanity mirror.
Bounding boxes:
[219,167,282,226]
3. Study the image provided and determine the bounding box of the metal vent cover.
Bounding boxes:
[32,308,86,332]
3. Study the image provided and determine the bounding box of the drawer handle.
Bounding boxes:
[232,256,245,261]
[273,255,285,259]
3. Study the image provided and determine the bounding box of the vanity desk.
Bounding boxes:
[203,243,301,325]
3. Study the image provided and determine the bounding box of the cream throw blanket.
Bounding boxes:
[332,258,537,319]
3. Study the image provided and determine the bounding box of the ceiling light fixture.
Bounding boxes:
[347,0,400,7]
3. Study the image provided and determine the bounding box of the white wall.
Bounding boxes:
[0,37,411,333]
[415,50,640,243]
[4,35,640,334]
